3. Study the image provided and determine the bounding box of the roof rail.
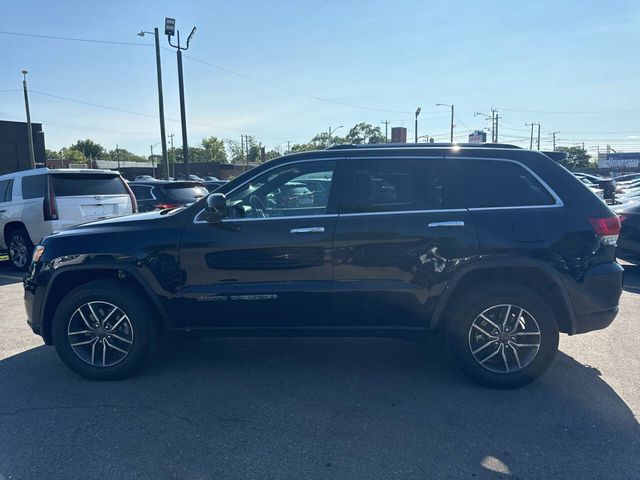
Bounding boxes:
[325,142,522,150]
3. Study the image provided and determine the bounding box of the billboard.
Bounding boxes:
[598,153,640,169]
[468,130,487,143]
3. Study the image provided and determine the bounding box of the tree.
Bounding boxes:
[69,139,106,159]
[108,148,146,163]
[345,122,386,144]
[201,136,228,162]
[59,148,86,163]
[556,146,593,170]
[45,149,61,160]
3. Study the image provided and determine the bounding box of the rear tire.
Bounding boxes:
[7,227,34,271]
[52,280,156,380]
[446,283,559,389]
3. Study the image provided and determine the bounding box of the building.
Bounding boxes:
[0,120,46,175]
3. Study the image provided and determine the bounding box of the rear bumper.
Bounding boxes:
[566,262,624,334]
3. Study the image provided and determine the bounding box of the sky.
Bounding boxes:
[1,0,640,156]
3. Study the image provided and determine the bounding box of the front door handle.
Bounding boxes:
[290,227,325,234]
[428,221,465,228]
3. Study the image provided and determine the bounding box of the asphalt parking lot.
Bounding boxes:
[0,260,638,480]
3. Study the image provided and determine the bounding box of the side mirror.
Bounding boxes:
[205,193,227,220]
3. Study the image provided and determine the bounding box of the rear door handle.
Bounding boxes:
[428,221,465,228]
[290,227,325,234]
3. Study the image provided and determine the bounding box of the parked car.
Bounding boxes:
[578,177,605,199]
[134,175,156,182]
[613,173,640,183]
[203,180,228,193]
[203,176,220,182]
[129,181,208,212]
[0,168,135,270]
[613,202,640,264]
[573,173,616,201]
[24,144,623,388]
[268,182,314,208]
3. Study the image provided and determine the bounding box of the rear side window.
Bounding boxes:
[130,185,155,200]
[450,158,556,208]
[51,174,127,196]
[341,158,450,213]
[22,175,46,199]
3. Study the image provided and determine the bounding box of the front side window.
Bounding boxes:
[226,160,335,218]
[340,158,448,213]
[449,158,556,208]
[0,180,10,203]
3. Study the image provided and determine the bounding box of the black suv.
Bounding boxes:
[23,144,623,388]
[129,180,208,212]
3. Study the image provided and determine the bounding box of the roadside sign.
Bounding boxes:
[599,153,640,169]
[468,130,487,143]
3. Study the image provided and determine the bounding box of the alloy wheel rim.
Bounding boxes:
[468,304,541,374]
[9,234,28,268]
[67,301,134,367]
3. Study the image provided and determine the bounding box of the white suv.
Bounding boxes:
[0,168,136,269]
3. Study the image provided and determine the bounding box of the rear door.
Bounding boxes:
[0,178,13,249]
[49,173,133,224]
[332,154,478,329]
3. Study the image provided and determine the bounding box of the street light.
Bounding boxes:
[435,103,454,142]
[165,18,197,175]
[414,108,421,143]
[138,28,168,179]
[21,70,36,169]
[328,125,343,145]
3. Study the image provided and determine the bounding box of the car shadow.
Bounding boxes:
[0,337,637,479]
[622,264,640,294]
[0,259,22,286]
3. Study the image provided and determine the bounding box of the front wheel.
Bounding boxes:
[52,280,156,380]
[447,283,559,389]
[8,228,34,271]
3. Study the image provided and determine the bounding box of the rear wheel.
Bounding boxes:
[52,280,156,380]
[446,283,559,389]
[8,227,34,271]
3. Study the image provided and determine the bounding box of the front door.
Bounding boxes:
[179,158,340,329]
[332,155,478,329]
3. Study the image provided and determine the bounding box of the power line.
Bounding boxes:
[0,30,153,47]
[502,107,640,114]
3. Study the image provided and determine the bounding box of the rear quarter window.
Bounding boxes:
[21,175,46,199]
[51,174,127,196]
[449,158,557,208]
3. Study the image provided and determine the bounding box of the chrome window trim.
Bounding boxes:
[448,156,564,209]
[339,208,468,218]
[194,213,339,224]
[193,157,341,224]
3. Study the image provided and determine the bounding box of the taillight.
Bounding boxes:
[589,216,621,245]
[43,176,58,221]
[123,179,138,213]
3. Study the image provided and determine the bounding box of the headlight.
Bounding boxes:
[32,245,45,263]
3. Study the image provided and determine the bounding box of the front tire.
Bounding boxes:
[8,227,34,271]
[52,280,156,380]
[446,283,559,389]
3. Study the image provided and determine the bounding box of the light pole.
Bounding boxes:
[435,103,454,142]
[21,70,36,169]
[138,28,168,178]
[165,18,196,175]
[414,108,421,143]
[328,125,343,145]
[150,142,160,178]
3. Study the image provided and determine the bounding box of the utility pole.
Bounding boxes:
[493,109,499,143]
[21,70,36,169]
[537,124,541,150]
[435,104,454,142]
[150,144,156,178]
[165,18,196,175]
[116,143,121,169]
[381,120,390,143]
[415,108,421,143]
[137,28,168,178]
[526,123,535,150]
[550,131,560,151]
[168,133,175,178]
[287,141,291,154]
